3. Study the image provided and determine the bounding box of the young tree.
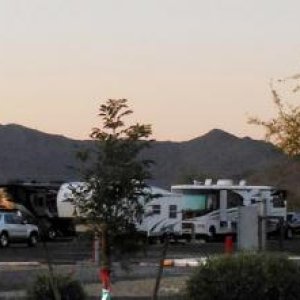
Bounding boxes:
[73,99,153,294]
[248,79,300,157]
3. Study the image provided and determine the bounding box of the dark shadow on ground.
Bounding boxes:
[89,297,185,300]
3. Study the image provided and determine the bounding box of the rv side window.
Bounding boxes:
[169,205,177,219]
[152,205,161,215]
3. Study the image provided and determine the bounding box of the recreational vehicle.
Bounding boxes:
[136,187,183,242]
[56,182,183,240]
[171,179,287,240]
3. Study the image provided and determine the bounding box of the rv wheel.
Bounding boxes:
[286,227,293,240]
[160,233,170,244]
[0,232,9,248]
[171,234,179,243]
[209,226,216,241]
[48,228,57,240]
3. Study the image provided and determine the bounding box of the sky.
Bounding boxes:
[0,0,300,141]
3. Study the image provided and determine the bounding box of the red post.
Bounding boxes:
[99,267,111,290]
[224,235,233,254]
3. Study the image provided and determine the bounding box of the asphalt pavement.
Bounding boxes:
[1,236,300,299]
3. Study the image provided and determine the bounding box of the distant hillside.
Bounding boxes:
[0,124,286,189]
[0,124,88,183]
[145,128,286,187]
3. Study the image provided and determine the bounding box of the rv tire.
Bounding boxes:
[196,234,208,243]
[209,226,216,241]
[285,227,293,240]
[160,233,171,244]
[48,228,57,240]
[148,237,156,245]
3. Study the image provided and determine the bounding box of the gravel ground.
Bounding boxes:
[0,275,188,299]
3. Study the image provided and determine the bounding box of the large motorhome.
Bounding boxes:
[0,182,75,239]
[171,179,287,240]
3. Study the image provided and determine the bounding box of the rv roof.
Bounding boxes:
[171,184,276,191]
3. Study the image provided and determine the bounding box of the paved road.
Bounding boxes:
[0,236,300,264]
[1,236,300,297]
[0,237,226,264]
[0,237,92,264]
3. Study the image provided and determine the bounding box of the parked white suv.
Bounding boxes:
[0,210,39,247]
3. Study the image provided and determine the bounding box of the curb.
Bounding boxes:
[0,262,41,267]
[138,257,207,268]
[0,290,26,299]
[139,256,300,268]
[164,257,207,267]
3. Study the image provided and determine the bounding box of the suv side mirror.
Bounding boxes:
[22,219,28,225]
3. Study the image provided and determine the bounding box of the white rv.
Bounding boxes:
[56,183,184,240]
[136,186,183,242]
[171,179,287,240]
[56,182,89,218]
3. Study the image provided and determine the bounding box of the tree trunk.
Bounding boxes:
[152,235,169,300]
[42,239,61,300]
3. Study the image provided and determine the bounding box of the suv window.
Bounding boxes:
[4,214,23,225]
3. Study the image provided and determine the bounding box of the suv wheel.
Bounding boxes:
[28,232,38,247]
[0,232,9,248]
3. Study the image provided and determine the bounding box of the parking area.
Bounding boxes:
[1,234,300,264]
[2,236,300,298]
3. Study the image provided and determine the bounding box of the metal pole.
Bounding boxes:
[152,234,169,300]
[279,217,284,251]
[94,232,100,266]
[258,197,267,251]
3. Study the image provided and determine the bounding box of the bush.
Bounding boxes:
[186,252,300,300]
[27,274,86,300]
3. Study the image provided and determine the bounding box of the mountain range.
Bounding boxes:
[0,123,285,186]
[1,123,298,206]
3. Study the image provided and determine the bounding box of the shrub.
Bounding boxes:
[186,252,300,300]
[27,273,86,300]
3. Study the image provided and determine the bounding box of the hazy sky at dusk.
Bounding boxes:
[1,0,299,141]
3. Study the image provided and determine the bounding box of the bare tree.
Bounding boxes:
[249,77,300,157]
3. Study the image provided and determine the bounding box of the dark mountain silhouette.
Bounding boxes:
[0,124,89,184]
[0,124,286,190]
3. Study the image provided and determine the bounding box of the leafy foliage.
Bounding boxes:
[249,79,300,157]
[74,98,153,235]
[27,274,86,300]
[186,252,300,300]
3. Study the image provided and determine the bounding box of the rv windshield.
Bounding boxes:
[175,189,219,219]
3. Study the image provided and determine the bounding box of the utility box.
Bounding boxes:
[237,206,259,251]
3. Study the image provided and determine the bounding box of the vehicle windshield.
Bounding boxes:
[175,189,219,219]
[175,188,244,219]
